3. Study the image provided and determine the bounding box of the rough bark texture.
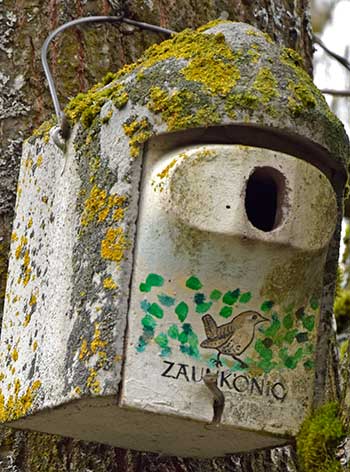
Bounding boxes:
[0,0,314,470]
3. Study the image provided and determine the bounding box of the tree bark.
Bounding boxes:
[0,1,314,470]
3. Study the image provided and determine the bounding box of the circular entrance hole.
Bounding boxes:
[245,167,285,232]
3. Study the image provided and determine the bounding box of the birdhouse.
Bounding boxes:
[0,20,349,457]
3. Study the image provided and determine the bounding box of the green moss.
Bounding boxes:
[297,402,345,472]
[252,67,279,104]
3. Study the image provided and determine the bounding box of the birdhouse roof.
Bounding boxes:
[62,20,349,175]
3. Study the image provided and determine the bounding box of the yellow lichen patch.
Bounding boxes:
[74,386,82,395]
[32,341,38,352]
[79,339,89,360]
[15,236,27,259]
[0,379,41,422]
[122,118,153,158]
[11,348,18,362]
[81,185,126,226]
[252,67,279,104]
[24,157,33,170]
[90,323,108,355]
[86,368,101,394]
[81,185,107,226]
[27,217,33,229]
[36,154,43,167]
[112,208,124,221]
[23,314,31,327]
[103,277,117,290]
[157,158,177,180]
[29,291,37,306]
[11,231,18,242]
[101,227,128,264]
[22,250,32,287]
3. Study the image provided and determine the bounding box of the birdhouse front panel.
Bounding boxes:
[121,144,337,441]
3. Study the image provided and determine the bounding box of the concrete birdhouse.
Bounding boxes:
[1,20,349,457]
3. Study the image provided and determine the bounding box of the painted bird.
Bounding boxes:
[200,311,268,368]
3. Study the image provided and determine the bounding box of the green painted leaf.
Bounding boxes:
[220,306,233,318]
[310,297,319,310]
[264,318,281,337]
[186,276,203,290]
[160,346,171,357]
[239,292,252,303]
[168,324,179,339]
[196,302,212,314]
[303,359,314,370]
[178,331,188,344]
[303,315,315,331]
[255,339,273,361]
[223,289,240,305]
[261,300,274,312]
[148,303,164,319]
[158,294,175,307]
[139,282,151,292]
[210,289,222,300]
[175,302,188,322]
[141,314,156,329]
[283,313,293,329]
[284,329,298,344]
[155,333,168,348]
[146,273,164,287]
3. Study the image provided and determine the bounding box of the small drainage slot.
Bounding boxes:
[245,167,285,232]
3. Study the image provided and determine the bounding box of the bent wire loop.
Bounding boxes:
[41,16,175,150]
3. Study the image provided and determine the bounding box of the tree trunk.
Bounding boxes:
[0,1,315,470]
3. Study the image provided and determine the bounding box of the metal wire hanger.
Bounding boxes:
[41,15,175,150]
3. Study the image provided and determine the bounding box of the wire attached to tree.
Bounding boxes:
[41,16,175,150]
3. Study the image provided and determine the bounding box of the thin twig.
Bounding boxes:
[320,89,350,97]
[313,34,350,72]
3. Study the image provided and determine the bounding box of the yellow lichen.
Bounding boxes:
[15,236,27,259]
[252,67,279,104]
[0,379,41,422]
[27,217,33,229]
[79,339,89,360]
[90,323,108,355]
[101,227,128,264]
[103,277,117,290]
[11,348,18,362]
[122,118,153,158]
[36,154,43,167]
[11,232,18,242]
[157,158,177,180]
[29,292,37,306]
[86,368,101,394]
[81,185,126,226]
[74,386,82,395]
[23,314,31,327]
[32,341,38,352]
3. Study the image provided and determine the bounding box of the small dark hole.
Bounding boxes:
[226,205,231,209]
[245,167,285,232]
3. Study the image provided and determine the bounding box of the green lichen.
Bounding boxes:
[297,402,346,472]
